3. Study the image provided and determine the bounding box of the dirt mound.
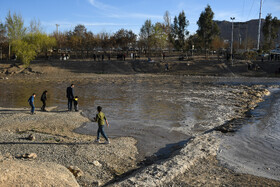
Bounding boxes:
[0,64,38,76]
[0,157,79,187]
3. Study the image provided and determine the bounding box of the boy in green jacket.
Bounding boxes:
[93,106,110,144]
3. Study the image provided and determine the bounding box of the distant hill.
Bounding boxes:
[215,19,280,49]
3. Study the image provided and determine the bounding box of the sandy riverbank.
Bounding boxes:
[0,108,139,186]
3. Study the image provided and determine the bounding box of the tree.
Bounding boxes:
[139,19,153,56]
[262,14,280,50]
[98,32,112,52]
[12,39,36,66]
[10,32,56,66]
[197,5,219,58]
[73,24,87,38]
[84,31,95,58]
[13,33,56,66]
[171,11,189,51]
[211,36,225,51]
[152,22,168,51]
[163,11,173,52]
[29,18,43,33]
[73,24,87,57]
[0,21,6,43]
[24,32,56,53]
[68,33,80,58]
[187,34,201,54]
[5,11,26,59]
[0,21,7,60]
[53,31,68,52]
[113,29,136,51]
[5,11,26,41]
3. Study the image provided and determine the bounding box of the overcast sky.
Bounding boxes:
[0,0,279,35]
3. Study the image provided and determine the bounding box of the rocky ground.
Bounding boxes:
[0,109,138,186]
[0,59,280,186]
[165,156,280,187]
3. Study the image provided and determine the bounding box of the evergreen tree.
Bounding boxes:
[197,5,219,58]
[171,11,189,51]
[262,14,280,50]
[0,21,7,44]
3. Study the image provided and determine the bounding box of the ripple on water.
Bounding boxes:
[218,88,280,181]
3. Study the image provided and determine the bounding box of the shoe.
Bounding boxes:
[94,139,100,143]
[105,140,110,144]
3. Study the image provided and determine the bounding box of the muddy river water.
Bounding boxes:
[0,75,280,179]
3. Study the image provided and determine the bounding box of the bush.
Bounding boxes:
[12,33,56,67]
[12,40,36,67]
[242,51,258,61]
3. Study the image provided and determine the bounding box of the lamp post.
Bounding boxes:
[257,0,263,51]
[230,17,235,65]
[55,24,60,34]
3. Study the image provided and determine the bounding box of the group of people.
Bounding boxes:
[27,90,48,114]
[66,84,79,112]
[27,84,110,144]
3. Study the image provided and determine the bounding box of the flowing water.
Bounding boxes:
[0,75,280,179]
[218,88,280,181]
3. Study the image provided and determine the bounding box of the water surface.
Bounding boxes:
[1,76,280,162]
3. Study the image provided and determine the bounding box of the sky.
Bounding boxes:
[0,0,280,35]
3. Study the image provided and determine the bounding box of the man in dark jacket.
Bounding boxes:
[66,84,74,111]
[40,90,48,111]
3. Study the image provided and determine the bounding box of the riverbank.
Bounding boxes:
[1,57,280,78]
[0,108,139,186]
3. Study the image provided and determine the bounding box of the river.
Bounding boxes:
[218,87,280,181]
[0,75,279,179]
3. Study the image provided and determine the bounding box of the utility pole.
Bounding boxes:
[257,0,263,51]
[230,17,235,65]
[55,24,60,34]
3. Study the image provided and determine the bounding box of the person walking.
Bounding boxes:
[40,90,48,111]
[93,106,110,144]
[28,93,36,114]
[66,84,74,111]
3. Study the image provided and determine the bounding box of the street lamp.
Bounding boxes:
[230,17,235,65]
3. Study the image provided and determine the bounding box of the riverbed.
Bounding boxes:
[0,75,279,181]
